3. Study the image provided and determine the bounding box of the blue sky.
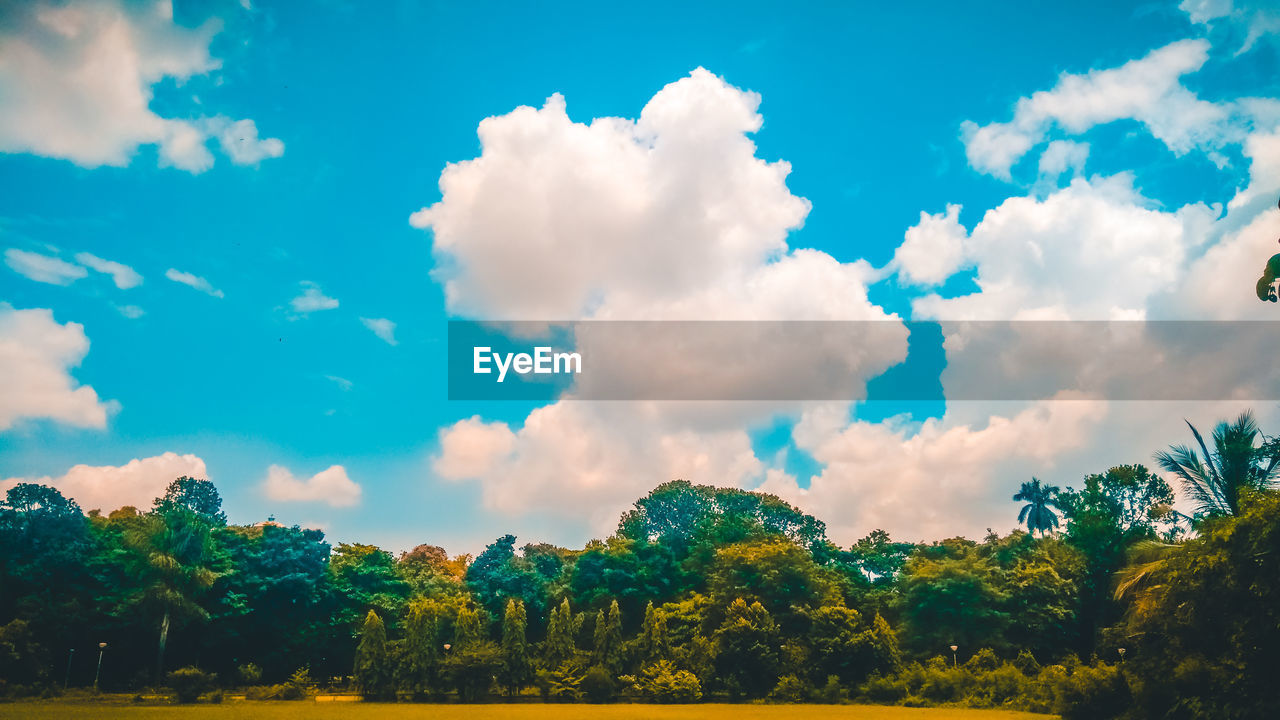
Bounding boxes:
[2,0,1279,553]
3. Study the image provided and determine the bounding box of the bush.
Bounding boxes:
[580,665,615,703]
[236,663,262,685]
[167,666,216,704]
[1056,662,1129,720]
[244,667,310,701]
[769,674,812,703]
[816,675,848,704]
[621,660,702,703]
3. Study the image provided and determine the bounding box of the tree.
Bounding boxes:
[634,601,671,666]
[400,600,442,698]
[713,598,780,698]
[542,598,579,668]
[1116,489,1280,719]
[153,477,226,526]
[899,549,1007,655]
[467,535,550,629]
[499,599,533,695]
[1013,478,1061,536]
[1154,411,1279,519]
[446,604,500,701]
[805,605,900,686]
[590,599,623,673]
[353,610,391,700]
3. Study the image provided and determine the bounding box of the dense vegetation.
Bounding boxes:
[1,412,1277,719]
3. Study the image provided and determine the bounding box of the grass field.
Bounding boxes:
[0,701,1056,720]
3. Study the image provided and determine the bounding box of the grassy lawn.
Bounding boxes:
[0,701,1056,720]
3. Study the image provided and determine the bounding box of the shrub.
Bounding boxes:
[621,660,702,703]
[1056,662,1129,720]
[580,665,615,703]
[860,672,908,704]
[769,674,812,703]
[167,666,216,704]
[817,675,848,704]
[236,663,262,685]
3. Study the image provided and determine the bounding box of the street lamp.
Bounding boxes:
[64,648,75,690]
[443,643,452,652]
[1117,647,1126,663]
[949,644,958,668]
[94,642,107,692]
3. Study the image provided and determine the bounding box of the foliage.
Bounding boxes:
[1013,478,1060,536]
[498,599,533,695]
[166,666,216,703]
[353,610,391,700]
[1154,411,1279,519]
[713,598,780,698]
[620,659,703,703]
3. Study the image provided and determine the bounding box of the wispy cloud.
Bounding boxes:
[165,268,224,298]
[324,374,353,391]
[359,317,397,345]
[5,248,86,285]
[290,281,339,314]
[75,252,142,289]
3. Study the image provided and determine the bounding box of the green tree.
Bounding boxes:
[499,599,534,695]
[400,600,442,698]
[591,599,623,673]
[152,477,227,525]
[1154,411,1278,518]
[1013,478,1061,536]
[542,598,579,668]
[634,601,671,666]
[446,604,500,701]
[806,605,900,686]
[353,610,391,700]
[899,549,1007,656]
[713,598,780,698]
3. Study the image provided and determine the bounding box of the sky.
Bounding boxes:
[2,0,1280,555]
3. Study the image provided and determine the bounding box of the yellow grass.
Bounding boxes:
[1,700,1056,720]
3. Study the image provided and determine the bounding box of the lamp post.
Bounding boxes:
[94,642,107,692]
[443,643,452,652]
[64,648,75,690]
[950,644,958,668]
[1118,647,1126,664]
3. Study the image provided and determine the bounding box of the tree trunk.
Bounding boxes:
[156,609,170,682]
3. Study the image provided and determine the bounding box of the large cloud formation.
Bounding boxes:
[418,70,907,543]
[0,0,282,171]
[0,303,113,431]
[0,452,206,512]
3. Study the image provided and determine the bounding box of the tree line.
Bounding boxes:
[1,412,1277,719]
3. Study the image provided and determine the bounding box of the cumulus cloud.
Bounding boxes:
[262,464,362,507]
[0,304,113,431]
[961,40,1229,178]
[411,68,812,320]
[360,317,397,345]
[115,304,145,319]
[165,268,224,298]
[5,248,87,285]
[910,175,1215,320]
[0,0,283,172]
[422,70,909,538]
[74,252,142,289]
[0,452,206,513]
[290,281,339,314]
[891,204,968,287]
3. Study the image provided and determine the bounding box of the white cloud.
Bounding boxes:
[760,398,1108,543]
[410,68,812,320]
[165,268,224,298]
[961,40,1229,178]
[213,118,284,165]
[0,303,112,431]
[891,204,968,287]
[1037,139,1089,181]
[910,175,1215,320]
[324,375,353,391]
[74,252,142,289]
[422,70,910,541]
[290,281,339,313]
[1,452,206,513]
[262,464,362,507]
[5,248,87,285]
[359,317,397,345]
[115,304,145,319]
[1181,0,1280,54]
[0,0,283,172]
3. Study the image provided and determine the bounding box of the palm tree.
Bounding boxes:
[1013,478,1060,537]
[1153,411,1279,519]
